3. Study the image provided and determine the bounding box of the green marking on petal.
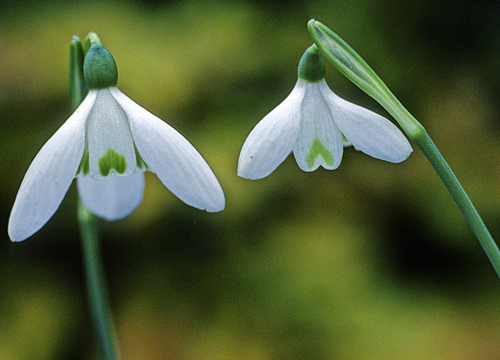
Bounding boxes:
[78,148,90,176]
[98,148,127,177]
[306,138,334,168]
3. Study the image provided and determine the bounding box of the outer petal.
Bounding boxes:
[238,80,306,179]
[77,171,145,220]
[293,81,343,171]
[8,92,96,242]
[320,81,412,163]
[109,88,225,212]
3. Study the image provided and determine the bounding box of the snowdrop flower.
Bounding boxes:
[8,33,224,242]
[238,45,412,180]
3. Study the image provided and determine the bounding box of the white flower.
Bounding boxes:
[238,78,412,179]
[8,87,225,242]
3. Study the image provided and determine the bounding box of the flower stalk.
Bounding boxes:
[71,36,119,360]
[77,199,119,360]
[308,19,500,278]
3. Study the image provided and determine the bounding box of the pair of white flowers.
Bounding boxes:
[8,41,411,242]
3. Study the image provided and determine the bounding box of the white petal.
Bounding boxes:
[320,81,412,163]
[109,88,225,212]
[237,80,306,179]
[293,81,343,171]
[8,92,95,242]
[86,89,137,180]
[77,171,145,221]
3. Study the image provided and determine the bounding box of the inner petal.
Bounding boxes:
[86,89,137,180]
[293,82,343,171]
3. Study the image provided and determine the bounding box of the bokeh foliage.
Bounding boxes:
[1,0,500,359]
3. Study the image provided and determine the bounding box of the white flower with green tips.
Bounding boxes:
[238,45,412,180]
[8,33,225,242]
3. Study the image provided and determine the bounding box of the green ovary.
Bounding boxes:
[99,148,127,177]
[306,138,334,168]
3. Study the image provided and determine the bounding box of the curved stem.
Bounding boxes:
[413,128,500,278]
[308,20,500,278]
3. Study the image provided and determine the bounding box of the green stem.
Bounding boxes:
[414,127,500,278]
[70,36,120,358]
[78,200,119,360]
[308,20,500,278]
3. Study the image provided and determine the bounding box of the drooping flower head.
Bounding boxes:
[8,33,225,242]
[238,45,412,180]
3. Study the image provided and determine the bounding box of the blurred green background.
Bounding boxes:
[2,0,500,359]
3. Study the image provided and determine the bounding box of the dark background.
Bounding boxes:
[1,0,500,359]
